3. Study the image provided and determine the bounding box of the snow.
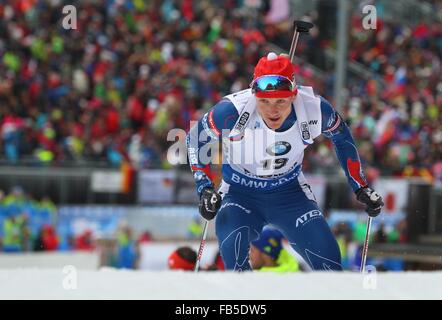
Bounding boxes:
[0,268,441,300]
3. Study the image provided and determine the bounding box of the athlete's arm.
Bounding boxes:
[320,97,384,217]
[320,97,368,192]
[186,99,238,196]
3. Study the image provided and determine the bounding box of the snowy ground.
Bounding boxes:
[0,268,441,299]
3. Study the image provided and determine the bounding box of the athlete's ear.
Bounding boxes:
[279,53,290,59]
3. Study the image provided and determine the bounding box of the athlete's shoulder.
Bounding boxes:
[212,98,239,117]
[296,87,340,134]
[205,98,239,133]
[318,96,343,134]
[318,96,334,115]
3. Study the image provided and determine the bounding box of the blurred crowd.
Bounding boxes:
[332,218,408,271]
[0,186,58,252]
[0,184,408,271]
[0,185,152,270]
[0,0,440,182]
[339,16,441,181]
[298,11,441,183]
[0,0,281,169]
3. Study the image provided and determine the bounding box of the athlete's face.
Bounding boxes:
[255,96,295,130]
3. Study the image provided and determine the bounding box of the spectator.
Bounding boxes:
[137,230,153,244]
[168,246,197,271]
[41,224,59,251]
[2,216,22,252]
[116,226,137,269]
[75,230,95,251]
[249,228,300,273]
[33,224,59,251]
[186,218,203,239]
[205,251,225,271]
[39,196,57,224]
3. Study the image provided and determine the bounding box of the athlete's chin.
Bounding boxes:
[265,118,282,129]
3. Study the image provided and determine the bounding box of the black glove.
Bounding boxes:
[199,187,222,220]
[356,186,384,217]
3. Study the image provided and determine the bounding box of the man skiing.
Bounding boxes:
[186,52,384,271]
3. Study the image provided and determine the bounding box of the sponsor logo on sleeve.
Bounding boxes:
[202,113,219,140]
[188,147,198,165]
[208,111,221,136]
[234,112,250,132]
[301,122,310,140]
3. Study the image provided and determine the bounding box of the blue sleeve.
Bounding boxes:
[320,97,368,192]
[186,99,239,196]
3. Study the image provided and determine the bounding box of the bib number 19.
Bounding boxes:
[261,158,288,170]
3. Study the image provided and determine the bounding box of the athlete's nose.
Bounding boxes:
[268,108,280,116]
[267,105,280,113]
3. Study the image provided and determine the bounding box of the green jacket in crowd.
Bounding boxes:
[258,249,300,273]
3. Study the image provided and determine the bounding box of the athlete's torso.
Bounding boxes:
[220,87,322,191]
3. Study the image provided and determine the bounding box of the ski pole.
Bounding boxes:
[360,216,373,273]
[194,219,209,272]
[288,20,314,63]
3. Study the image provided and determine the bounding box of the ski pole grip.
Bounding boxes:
[293,20,314,33]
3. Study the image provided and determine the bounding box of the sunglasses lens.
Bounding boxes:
[252,75,293,93]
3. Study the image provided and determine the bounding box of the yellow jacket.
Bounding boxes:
[258,249,300,273]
